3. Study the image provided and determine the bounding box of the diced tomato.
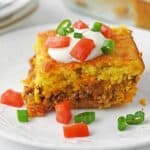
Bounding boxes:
[55,100,72,124]
[0,89,24,107]
[45,36,70,48]
[56,111,72,124]
[100,24,112,38]
[63,123,90,138]
[70,38,95,62]
[73,20,89,29]
[55,100,71,112]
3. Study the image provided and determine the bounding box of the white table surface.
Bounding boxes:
[0,0,149,149]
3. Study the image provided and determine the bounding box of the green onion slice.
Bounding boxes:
[134,111,145,124]
[101,39,115,54]
[91,22,102,32]
[56,19,72,33]
[57,28,68,36]
[135,111,144,119]
[118,116,128,131]
[17,110,28,122]
[134,116,143,124]
[73,32,83,39]
[74,112,95,124]
[126,114,135,124]
[66,27,74,33]
[58,27,74,36]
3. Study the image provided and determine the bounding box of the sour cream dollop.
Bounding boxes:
[48,28,106,63]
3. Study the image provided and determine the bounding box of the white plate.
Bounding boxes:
[0,24,150,150]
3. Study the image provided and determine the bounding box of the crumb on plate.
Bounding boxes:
[139,98,147,106]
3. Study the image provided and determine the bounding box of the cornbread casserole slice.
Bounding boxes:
[23,21,144,117]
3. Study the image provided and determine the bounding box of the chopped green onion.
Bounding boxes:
[126,114,135,124]
[118,110,145,131]
[57,28,68,36]
[17,110,28,122]
[134,116,143,124]
[118,116,128,131]
[118,122,128,131]
[74,112,95,124]
[58,27,74,36]
[56,19,71,33]
[91,22,102,32]
[101,39,115,54]
[135,111,144,120]
[126,111,145,125]
[73,32,83,39]
[66,27,74,33]
[134,111,145,124]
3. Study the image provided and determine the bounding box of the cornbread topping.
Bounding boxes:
[46,20,115,63]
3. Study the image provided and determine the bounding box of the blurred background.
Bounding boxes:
[0,0,150,35]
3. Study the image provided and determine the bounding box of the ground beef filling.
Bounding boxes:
[24,77,138,117]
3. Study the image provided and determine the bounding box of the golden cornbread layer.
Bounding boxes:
[23,26,144,117]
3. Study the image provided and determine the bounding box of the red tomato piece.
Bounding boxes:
[73,20,89,29]
[55,100,71,112]
[100,24,112,38]
[0,89,24,107]
[56,111,72,124]
[45,36,70,48]
[63,123,90,138]
[70,38,95,62]
[55,100,72,124]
